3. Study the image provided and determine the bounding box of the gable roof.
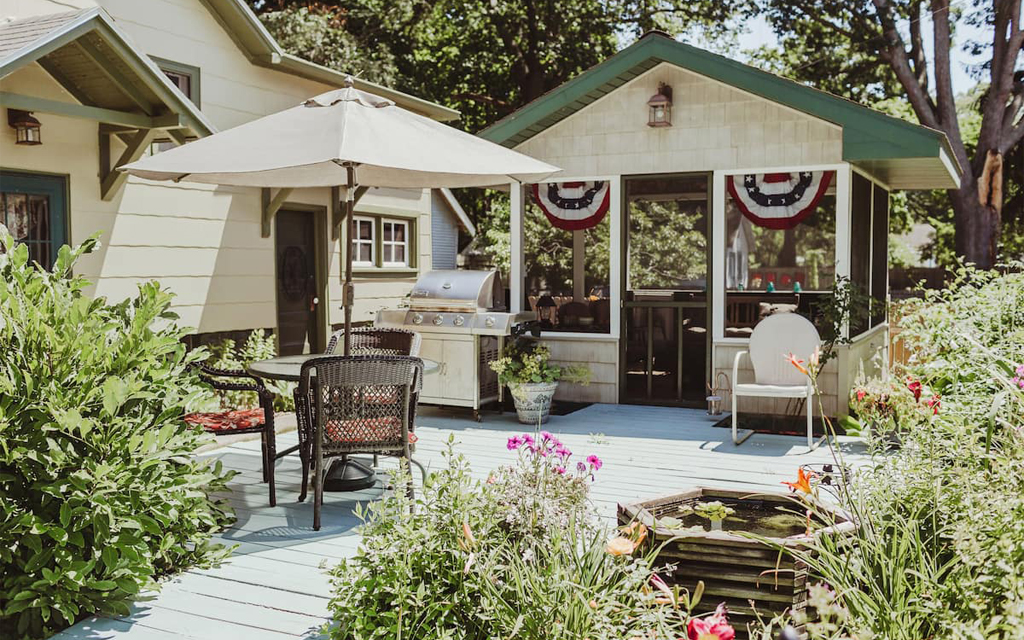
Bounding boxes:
[479,31,960,190]
[0,7,215,137]
[439,188,476,236]
[197,0,459,122]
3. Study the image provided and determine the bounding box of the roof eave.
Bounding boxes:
[198,0,460,122]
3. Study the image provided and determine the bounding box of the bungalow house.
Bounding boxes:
[480,31,961,416]
[0,0,472,354]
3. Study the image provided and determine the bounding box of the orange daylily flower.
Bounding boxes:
[785,353,809,375]
[606,536,636,556]
[782,467,816,495]
[623,521,648,548]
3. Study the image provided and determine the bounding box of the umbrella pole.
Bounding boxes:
[342,164,356,356]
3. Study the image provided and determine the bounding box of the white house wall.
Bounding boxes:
[1,0,436,339]
[514,61,843,177]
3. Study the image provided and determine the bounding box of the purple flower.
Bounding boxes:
[587,454,603,471]
[577,461,587,474]
[507,435,524,451]
[555,445,572,460]
[553,465,566,475]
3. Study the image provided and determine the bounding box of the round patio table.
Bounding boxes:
[248,353,438,492]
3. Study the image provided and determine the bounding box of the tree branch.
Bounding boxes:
[870,0,939,128]
[930,0,959,131]
[908,1,929,91]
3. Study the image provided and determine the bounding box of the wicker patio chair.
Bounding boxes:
[296,355,423,530]
[325,327,422,356]
[295,328,423,493]
[185,364,277,506]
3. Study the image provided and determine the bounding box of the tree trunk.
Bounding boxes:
[950,178,1000,269]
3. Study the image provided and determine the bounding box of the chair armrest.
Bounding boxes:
[732,350,748,388]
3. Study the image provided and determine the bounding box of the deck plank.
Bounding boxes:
[62,405,865,637]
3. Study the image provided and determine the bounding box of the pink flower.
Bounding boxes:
[587,454,603,471]
[506,435,524,451]
[926,394,941,415]
[687,603,736,640]
[855,389,866,401]
[555,445,572,459]
[553,465,566,475]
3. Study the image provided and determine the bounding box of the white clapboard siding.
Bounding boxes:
[515,61,842,177]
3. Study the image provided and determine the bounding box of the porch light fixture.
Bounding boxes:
[8,109,42,145]
[647,83,672,128]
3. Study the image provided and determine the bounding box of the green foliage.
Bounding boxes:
[326,436,696,639]
[759,266,1024,640]
[489,339,591,386]
[0,231,235,639]
[203,330,295,412]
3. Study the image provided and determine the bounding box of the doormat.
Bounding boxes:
[712,414,844,437]
[499,397,593,417]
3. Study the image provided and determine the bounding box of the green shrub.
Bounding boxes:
[326,435,709,639]
[758,266,1024,640]
[0,231,236,639]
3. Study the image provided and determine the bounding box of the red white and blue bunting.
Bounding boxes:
[532,181,611,231]
[726,171,833,230]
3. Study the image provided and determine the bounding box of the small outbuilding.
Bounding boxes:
[480,31,961,416]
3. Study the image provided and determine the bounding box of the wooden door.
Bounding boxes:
[275,210,321,355]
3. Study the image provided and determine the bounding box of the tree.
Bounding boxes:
[757,0,1023,268]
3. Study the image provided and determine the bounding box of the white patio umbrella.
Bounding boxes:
[123,79,558,354]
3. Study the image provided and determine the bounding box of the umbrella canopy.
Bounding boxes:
[122,84,558,188]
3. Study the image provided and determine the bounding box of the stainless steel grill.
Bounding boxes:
[377,270,534,335]
[375,270,535,419]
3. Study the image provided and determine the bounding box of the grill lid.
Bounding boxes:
[408,270,505,311]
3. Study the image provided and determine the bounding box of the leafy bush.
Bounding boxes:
[489,338,590,386]
[203,330,295,412]
[0,231,235,639]
[758,266,1024,640]
[326,434,720,639]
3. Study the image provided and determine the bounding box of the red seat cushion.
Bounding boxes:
[185,409,265,432]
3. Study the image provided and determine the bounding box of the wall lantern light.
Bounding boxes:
[8,109,42,145]
[647,83,672,128]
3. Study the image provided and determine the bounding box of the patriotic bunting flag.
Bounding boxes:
[532,181,611,231]
[727,171,833,230]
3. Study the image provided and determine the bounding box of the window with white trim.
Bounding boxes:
[382,219,409,267]
[352,216,375,266]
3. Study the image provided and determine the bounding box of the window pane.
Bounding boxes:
[358,243,371,263]
[850,173,872,336]
[724,172,836,338]
[523,183,611,334]
[871,186,889,327]
[383,223,393,242]
[357,220,372,240]
[394,244,405,264]
[393,223,405,242]
[627,175,707,290]
[4,193,29,239]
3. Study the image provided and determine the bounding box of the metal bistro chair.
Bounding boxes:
[731,312,821,449]
[185,364,278,506]
[325,327,422,356]
[297,355,424,530]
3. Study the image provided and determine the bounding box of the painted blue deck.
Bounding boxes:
[55,404,867,639]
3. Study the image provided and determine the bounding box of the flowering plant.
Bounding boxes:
[489,340,590,386]
[491,431,602,544]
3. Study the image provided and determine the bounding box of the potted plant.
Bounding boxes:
[490,336,590,425]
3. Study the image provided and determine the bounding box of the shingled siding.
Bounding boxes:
[514,61,843,177]
[430,190,459,270]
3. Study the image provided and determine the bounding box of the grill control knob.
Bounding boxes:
[454,315,465,327]
[412,313,423,325]
[432,314,444,326]
[485,316,496,328]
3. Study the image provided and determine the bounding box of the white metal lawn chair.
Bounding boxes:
[731,312,821,449]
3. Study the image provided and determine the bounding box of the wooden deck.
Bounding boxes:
[55,404,867,640]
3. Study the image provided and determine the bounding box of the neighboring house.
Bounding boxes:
[479,31,960,415]
[0,0,472,354]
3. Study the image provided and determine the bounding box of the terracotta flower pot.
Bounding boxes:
[508,381,559,425]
